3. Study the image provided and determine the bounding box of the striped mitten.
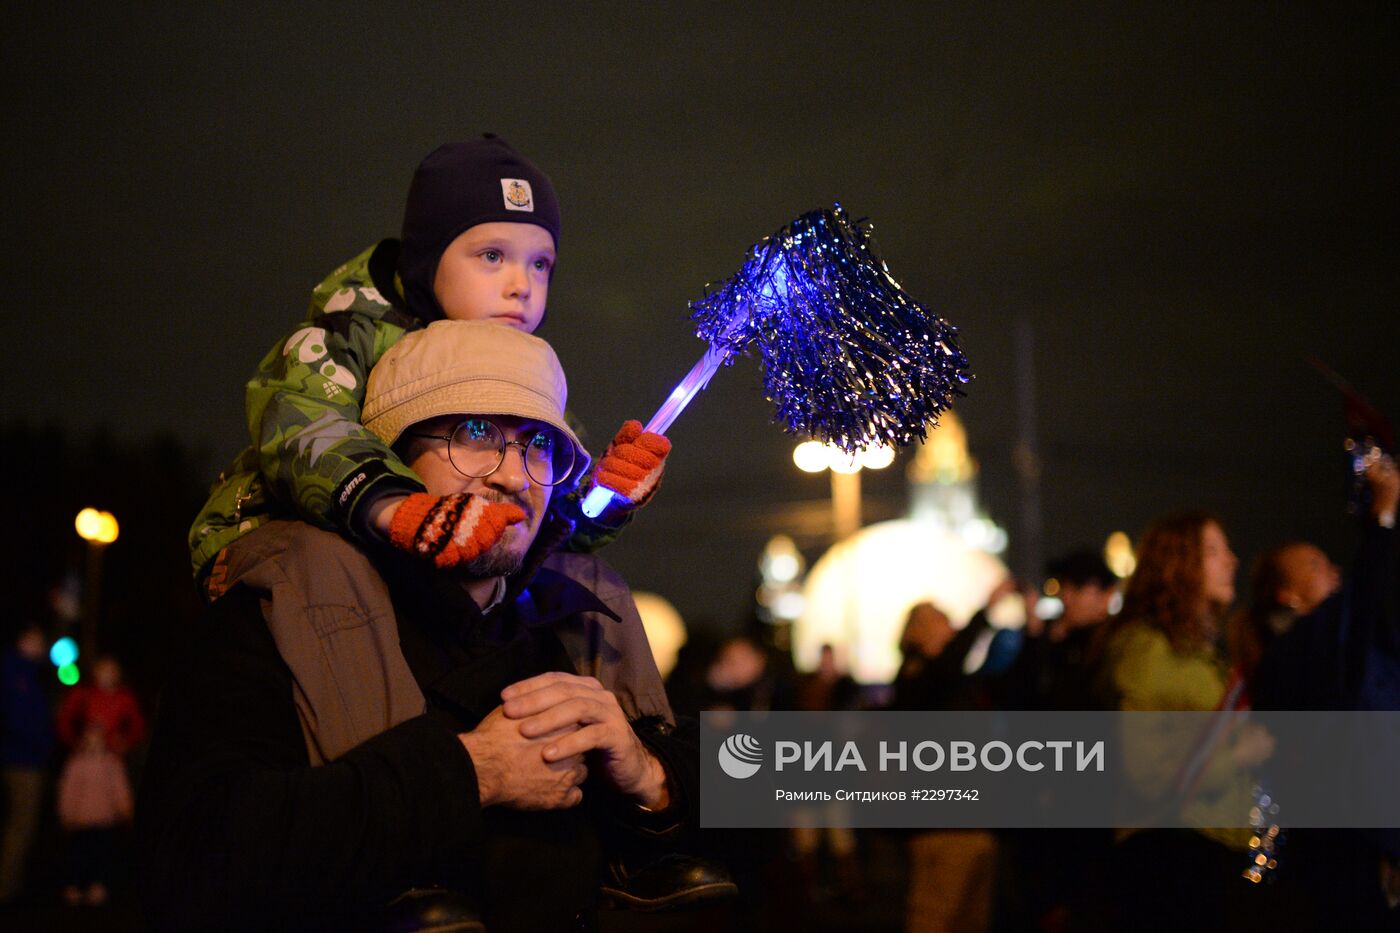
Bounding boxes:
[388,493,526,568]
[594,420,672,510]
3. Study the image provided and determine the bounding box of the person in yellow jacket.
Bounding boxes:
[1099,511,1287,932]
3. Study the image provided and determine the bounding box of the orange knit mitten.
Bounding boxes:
[388,493,526,568]
[594,420,672,509]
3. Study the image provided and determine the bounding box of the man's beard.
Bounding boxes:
[463,541,525,579]
[462,490,533,579]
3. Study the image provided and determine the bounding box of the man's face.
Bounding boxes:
[903,604,956,657]
[16,629,44,661]
[432,222,554,331]
[1275,543,1340,615]
[1058,582,1115,628]
[707,639,767,692]
[94,658,122,690]
[404,414,554,577]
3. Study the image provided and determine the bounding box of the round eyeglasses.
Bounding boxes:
[407,418,577,487]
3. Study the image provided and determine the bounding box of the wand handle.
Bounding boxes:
[580,345,731,518]
[644,344,731,434]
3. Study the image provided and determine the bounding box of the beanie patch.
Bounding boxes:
[502,179,534,212]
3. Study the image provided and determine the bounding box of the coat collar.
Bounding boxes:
[376,545,620,724]
[513,566,620,628]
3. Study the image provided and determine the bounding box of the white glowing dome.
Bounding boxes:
[794,519,1009,683]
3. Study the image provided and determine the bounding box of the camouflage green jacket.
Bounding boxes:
[189,241,620,579]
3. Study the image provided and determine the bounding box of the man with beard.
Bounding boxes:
[139,321,703,932]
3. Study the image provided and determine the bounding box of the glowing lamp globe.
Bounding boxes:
[75,508,119,544]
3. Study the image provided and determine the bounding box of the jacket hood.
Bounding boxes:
[308,240,423,326]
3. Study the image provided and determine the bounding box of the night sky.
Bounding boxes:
[5,4,1397,631]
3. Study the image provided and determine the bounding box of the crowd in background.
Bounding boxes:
[1,455,1396,932]
[667,454,1400,933]
[1,642,144,913]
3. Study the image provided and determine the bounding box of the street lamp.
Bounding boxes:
[74,508,119,662]
[791,442,894,669]
[792,441,894,540]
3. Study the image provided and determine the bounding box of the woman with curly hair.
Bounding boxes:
[1101,511,1288,932]
[1102,511,1238,708]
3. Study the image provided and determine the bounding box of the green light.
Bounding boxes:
[58,663,80,686]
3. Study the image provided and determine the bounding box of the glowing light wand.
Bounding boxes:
[580,345,729,515]
[579,284,769,517]
[580,204,969,518]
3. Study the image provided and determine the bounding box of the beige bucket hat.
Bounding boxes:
[363,320,587,470]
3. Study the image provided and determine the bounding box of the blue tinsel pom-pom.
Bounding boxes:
[689,204,971,453]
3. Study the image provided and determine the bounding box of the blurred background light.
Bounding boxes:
[49,636,78,668]
[1105,531,1136,578]
[75,508,120,544]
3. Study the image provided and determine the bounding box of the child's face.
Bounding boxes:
[433,222,555,331]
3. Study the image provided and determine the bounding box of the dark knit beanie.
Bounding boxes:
[397,134,561,322]
[1045,549,1117,588]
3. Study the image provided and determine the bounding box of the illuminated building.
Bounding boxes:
[793,413,1010,682]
